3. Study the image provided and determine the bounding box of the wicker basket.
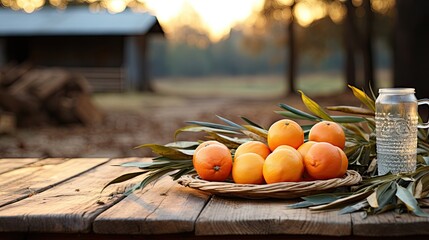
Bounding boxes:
[177,170,362,199]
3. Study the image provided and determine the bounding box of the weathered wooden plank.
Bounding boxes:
[195,196,351,236]
[352,210,429,236]
[0,157,148,233]
[0,158,109,207]
[0,158,40,175]
[93,176,210,235]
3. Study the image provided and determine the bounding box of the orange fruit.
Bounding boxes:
[193,144,232,181]
[232,153,265,184]
[337,147,348,178]
[234,141,271,160]
[308,121,346,149]
[297,141,317,158]
[263,148,304,183]
[194,140,227,155]
[267,119,304,151]
[303,142,343,180]
[273,145,302,159]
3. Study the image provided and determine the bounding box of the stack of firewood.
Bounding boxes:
[0,63,103,130]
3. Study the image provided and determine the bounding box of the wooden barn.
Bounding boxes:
[0,7,164,92]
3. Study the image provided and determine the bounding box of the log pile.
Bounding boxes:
[0,64,104,129]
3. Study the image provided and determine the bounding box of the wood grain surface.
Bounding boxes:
[93,176,210,235]
[0,158,428,238]
[0,158,108,207]
[0,158,144,233]
[351,210,429,236]
[0,158,40,175]
[195,196,351,236]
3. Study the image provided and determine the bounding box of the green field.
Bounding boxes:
[94,70,392,111]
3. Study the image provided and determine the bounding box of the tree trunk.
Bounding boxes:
[287,3,297,96]
[394,0,429,99]
[343,0,357,89]
[362,0,375,92]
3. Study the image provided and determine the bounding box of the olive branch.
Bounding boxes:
[103,85,429,217]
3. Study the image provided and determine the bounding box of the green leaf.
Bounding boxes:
[278,103,320,121]
[348,85,376,112]
[174,125,239,139]
[343,124,369,142]
[207,132,248,148]
[186,120,240,131]
[120,161,171,168]
[242,125,268,139]
[298,90,334,121]
[375,181,397,213]
[134,144,192,160]
[366,191,378,208]
[165,141,199,149]
[101,171,147,193]
[413,172,429,199]
[170,168,195,181]
[331,116,367,123]
[275,111,314,121]
[240,116,265,129]
[396,183,429,217]
[310,191,373,211]
[287,193,349,209]
[216,115,245,129]
[326,106,375,116]
[125,168,173,195]
[339,200,369,214]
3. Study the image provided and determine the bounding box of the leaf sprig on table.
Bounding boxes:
[288,165,429,217]
[103,85,429,217]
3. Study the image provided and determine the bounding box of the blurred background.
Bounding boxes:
[0,0,428,157]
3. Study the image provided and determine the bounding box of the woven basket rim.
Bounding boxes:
[177,170,362,199]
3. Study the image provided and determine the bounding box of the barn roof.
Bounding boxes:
[0,7,164,36]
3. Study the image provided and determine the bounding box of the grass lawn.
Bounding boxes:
[93,70,392,111]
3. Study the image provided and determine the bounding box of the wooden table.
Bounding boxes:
[1,157,429,240]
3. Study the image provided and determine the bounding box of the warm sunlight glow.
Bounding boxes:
[104,0,127,13]
[2,0,397,39]
[328,1,346,24]
[144,0,264,42]
[293,0,327,27]
[372,0,395,14]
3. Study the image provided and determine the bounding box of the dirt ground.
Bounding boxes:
[0,87,362,159]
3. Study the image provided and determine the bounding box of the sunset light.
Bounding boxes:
[1,0,396,42]
[144,0,264,42]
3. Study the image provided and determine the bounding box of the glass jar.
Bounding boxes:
[375,88,429,175]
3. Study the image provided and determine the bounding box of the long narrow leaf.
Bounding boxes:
[326,106,375,116]
[165,141,199,149]
[134,144,192,160]
[216,115,245,129]
[331,116,367,123]
[174,125,240,139]
[278,103,320,121]
[287,193,349,209]
[310,191,373,211]
[207,132,249,148]
[242,125,268,138]
[186,120,239,131]
[396,184,429,217]
[275,111,314,120]
[348,85,376,112]
[240,116,264,129]
[101,171,147,193]
[298,90,334,121]
[121,161,171,168]
[125,168,173,195]
[170,168,195,181]
[339,200,369,214]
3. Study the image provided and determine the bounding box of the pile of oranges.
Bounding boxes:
[192,119,348,184]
